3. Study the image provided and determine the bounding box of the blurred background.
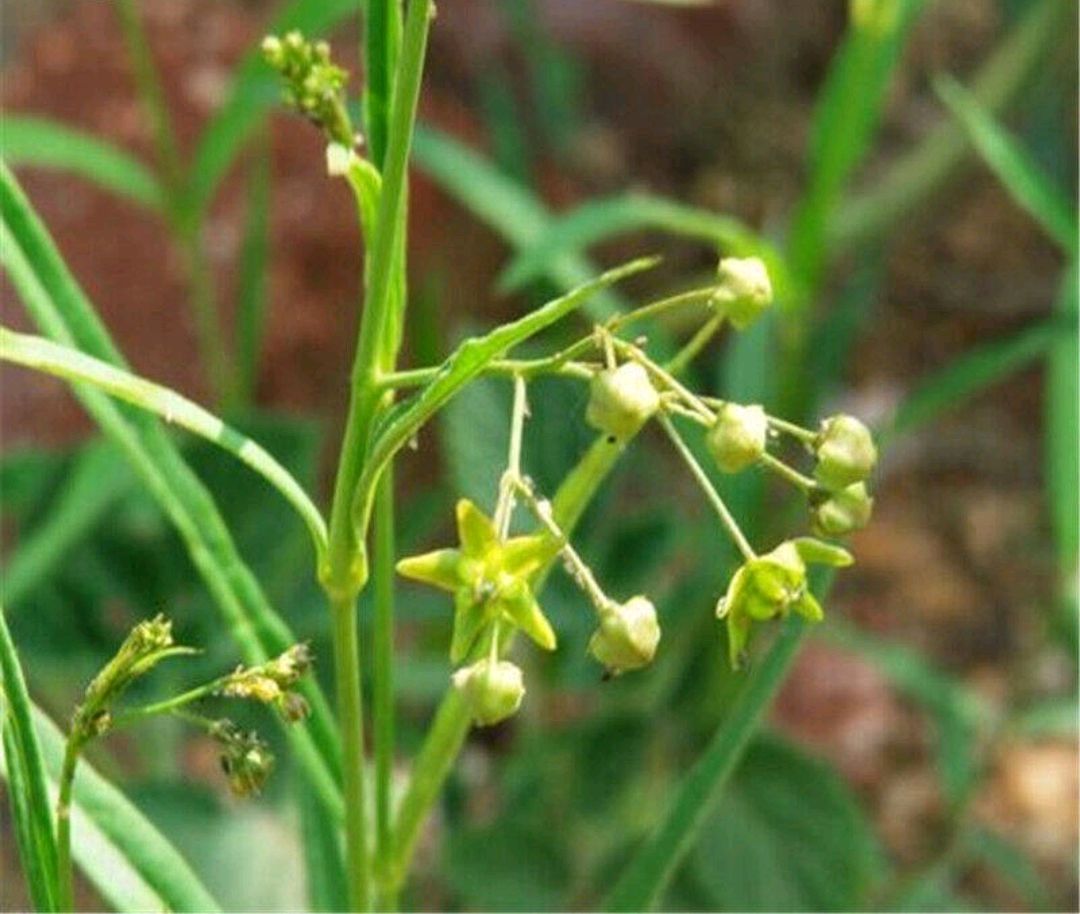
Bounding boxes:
[1,0,1077,911]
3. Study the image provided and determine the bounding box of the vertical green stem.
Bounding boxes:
[331,592,371,912]
[322,4,433,911]
[372,471,397,910]
[364,0,404,168]
[55,735,81,912]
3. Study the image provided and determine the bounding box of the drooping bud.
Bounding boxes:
[707,402,768,473]
[588,596,661,674]
[276,691,311,723]
[452,658,525,727]
[813,415,877,490]
[213,722,275,798]
[586,362,660,440]
[811,482,874,537]
[710,257,773,329]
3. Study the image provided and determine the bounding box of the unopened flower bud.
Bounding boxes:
[452,659,525,727]
[586,362,660,440]
[588,596,660,674]
[811,482,874,537]
[707,402,767,473]
[711,257,773,329]
[813,415,877,490]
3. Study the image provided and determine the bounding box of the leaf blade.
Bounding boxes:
[0,117,165,212]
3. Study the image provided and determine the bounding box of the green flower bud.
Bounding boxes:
[452,658,525,727]
[588,596,661,674]
[711,256,773,329]
[586,362,660,440]
[813,415,877,490]
[811,482,874,537]
[707,402,768,473]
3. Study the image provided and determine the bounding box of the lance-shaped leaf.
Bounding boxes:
[0,325,329,565]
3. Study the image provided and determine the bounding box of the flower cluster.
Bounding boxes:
[397,252,879,725]
[219,643,314,722]
[261,31,354,147]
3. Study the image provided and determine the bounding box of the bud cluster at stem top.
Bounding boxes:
[262,31,354,147]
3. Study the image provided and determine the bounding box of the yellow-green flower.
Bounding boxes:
[716,538,852,668]
[397,499,560,662]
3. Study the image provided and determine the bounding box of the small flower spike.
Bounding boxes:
[586,361,661,440]
[212,722,275,798]
[710,256,773,329]
[397,499,560,662]
[262,31,354,147]
[716,538,852,668]
[707,402,768,473]
[588,596,661,674]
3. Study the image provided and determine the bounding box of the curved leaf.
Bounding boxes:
[0,117,164,212]
[0,326,328,562]
[29,706,219,912]
[499,192,788,300]
[0,609,59,911]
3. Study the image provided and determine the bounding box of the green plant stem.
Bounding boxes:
[55,734,82,912]
[604,617,806,910]
[372,472,397,910]
[758,451,816,493]
[331,592,370,912]
[659,415,756,561]
[320,6,433,910]
[665,314,723,377]
[364,0,403,168]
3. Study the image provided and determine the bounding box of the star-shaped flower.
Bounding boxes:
[716,537,852,668]
[397,499,560,662]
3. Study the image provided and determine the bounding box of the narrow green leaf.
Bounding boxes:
[935,75,1077,253]
[499,191,788,299]
[233,133,272,409]
[0,161,344,819]
[28,705,221,912]
[1046,264,1078,566]
[0,326,329,563]
[0,610,59,911]
[297,775,348,912]
[605,616,807,911]
[1,440,130,607]
[0,117,165,212]
[185,0,355,217]
[353,257,659,533]
[831,0,1069,251]
[411,125,625,322]
[884,320,1058,444]
[787,0,928,295]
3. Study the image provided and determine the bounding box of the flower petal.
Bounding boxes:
[396,548,463,592]
[450,589,489,664]
[499,582,556,651]
[456,499,497,557]
[499,533,560,578]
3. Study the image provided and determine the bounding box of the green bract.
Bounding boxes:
[813,414,878,490]
[588,596,662,674]
[716,538,852,668]
[710,256,773,329]
[586,361,661,440]
[811,481,874,537]
[707,402,768,473]
[396,499,560,662]
[452,658,526,727]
